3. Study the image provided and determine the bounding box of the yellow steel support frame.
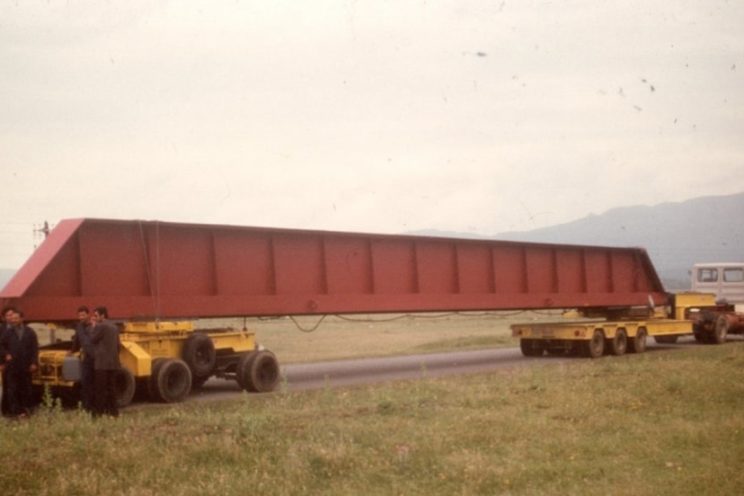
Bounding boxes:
[33,322,258,386]
[511,292,717,349]
[512,319,692,341]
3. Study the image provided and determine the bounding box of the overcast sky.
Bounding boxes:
[1,1,743,270]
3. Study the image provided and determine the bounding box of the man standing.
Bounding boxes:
[0,307,39,417]
[90,306,120,417]
[0,306,10,416]
[69,305,95,411]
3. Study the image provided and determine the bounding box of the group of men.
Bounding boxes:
[69,305,122,417]
[0,305,122,418]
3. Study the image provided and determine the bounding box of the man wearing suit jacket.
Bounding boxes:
[0,305,10,416]
[90,306,121,417]
[0,307,39,417]
[69,305,95,411]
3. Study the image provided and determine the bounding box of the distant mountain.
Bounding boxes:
[410,192,744,290]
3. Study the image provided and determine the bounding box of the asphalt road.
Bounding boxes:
[180,338,705,405]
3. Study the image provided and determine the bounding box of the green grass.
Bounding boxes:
[2,342,744,495]
[194,311,558,363]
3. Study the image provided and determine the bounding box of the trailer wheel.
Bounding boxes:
[114,368,136,408]
[711,315,729,344]
[147,358,166,400]
[583,330,605,358]
[519,339,545,357]
[654,335,678,344]
[182,333,216,378]
[692,324,707,343]
[545,346,567,356]
[151,358,192,403]
[629,328,647,354]
[609,328,628,356]
[236,350,280,393]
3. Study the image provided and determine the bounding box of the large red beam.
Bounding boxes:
[0,219,668,322]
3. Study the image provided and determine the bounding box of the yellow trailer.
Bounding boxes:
[511,292,730,358]
[33,321,280,407]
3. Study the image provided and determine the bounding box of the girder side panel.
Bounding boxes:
[324,237,373,295]
[153,225,215,297]
[456,244,493,294]
[370,239,417,295]
[556,249,584,293]
[213,231,274,295]
[525,246,555,294]
[584,250,612,293]
[1,219,669,321]
[79,223,151,298]
[610,251,635,294]
[416,241,457,294]
[273,233,325,295]
[492,245,527,294]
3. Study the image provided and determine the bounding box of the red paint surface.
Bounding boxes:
[0,219,668,322]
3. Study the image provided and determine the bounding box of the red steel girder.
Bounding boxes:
[0,218,668,322]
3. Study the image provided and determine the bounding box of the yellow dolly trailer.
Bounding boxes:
[511,293,737,358]
[33,321,280,407]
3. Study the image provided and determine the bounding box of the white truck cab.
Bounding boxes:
[691,262,744,309]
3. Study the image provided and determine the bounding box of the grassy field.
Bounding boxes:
[2,340,743,495]
[195,311,561,363]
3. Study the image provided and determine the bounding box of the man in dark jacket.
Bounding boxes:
[69,305,95,411]
[0,307,39,417]
[0,306,10,416]
[90,306,120,417]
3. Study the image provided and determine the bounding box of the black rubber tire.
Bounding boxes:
[609,328,628,356]
[151,358,192,403]
[692,324,707,343]
[147,358,166,401]
[568,342,584,357]
[114,367,136,408]
[629,328,647,354]
[711,315,729,344]
[236,351,257,390]
[545,346,567,356]
[654,335,679,344]
[519,339,545,357]
[182,333,216,378]
[583,330,605,358]
[236,350,280,393]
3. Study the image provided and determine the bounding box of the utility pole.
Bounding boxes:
[34,221,50,238]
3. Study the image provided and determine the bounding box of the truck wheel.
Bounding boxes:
[692,324,707,343]
[236,350,280,393]
[629,328,647,354]
[114,368,136,408]
[609,328,628,356]
[654,335,678,344]
[519,339,545,357]
[711,315,729,344]
[583,330,605,358]
[151,358,192,403]
[182,333,216,378]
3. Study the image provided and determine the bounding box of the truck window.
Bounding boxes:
[697,268,718,283]
[723,268,744,283]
